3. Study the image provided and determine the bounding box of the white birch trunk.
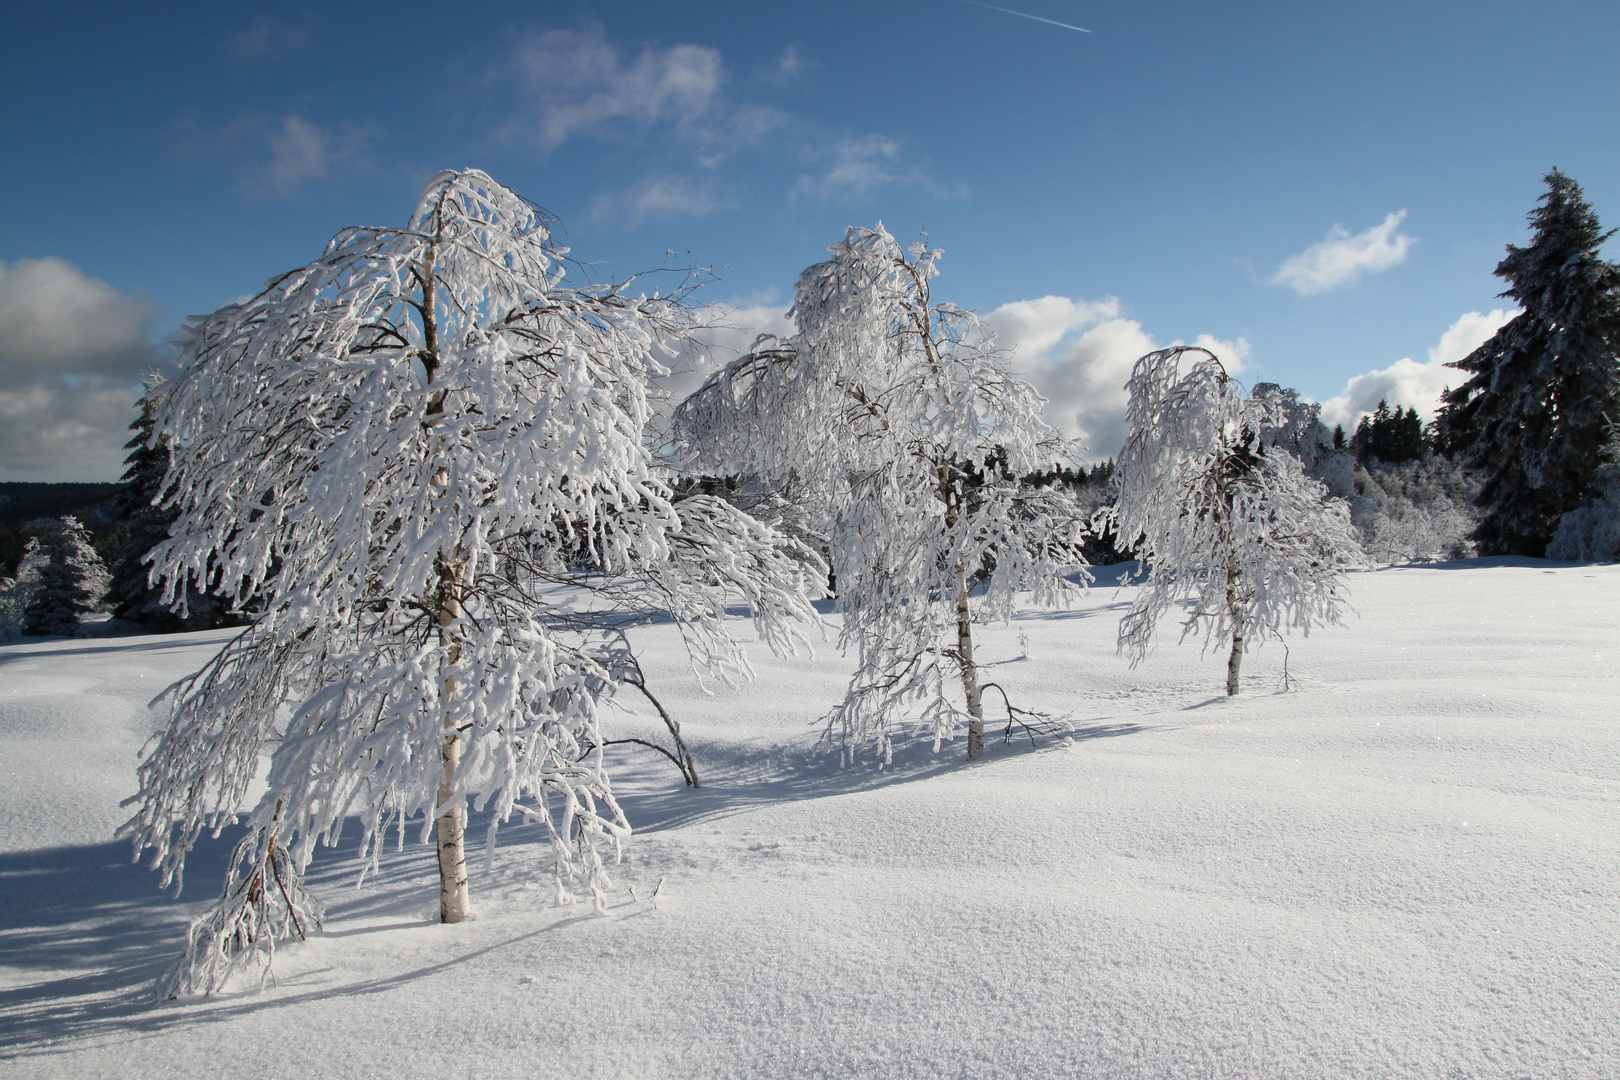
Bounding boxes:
[436,554,472,923]
[956,561,985,760]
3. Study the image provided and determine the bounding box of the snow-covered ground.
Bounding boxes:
[0,560,1615,1079]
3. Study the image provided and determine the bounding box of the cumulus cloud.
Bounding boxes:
[1318,308,1518,433]
[644,290,1245,464]
[985,296,1247,462]
[1270,210,1415,296]
[792,134,964,202]
[588,175,720,226]
[0,258,160,480]
[651,300,794,411]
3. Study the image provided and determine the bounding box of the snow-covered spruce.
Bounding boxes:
[1437,168,1620,556]
[19,516,108,637]
[120,169,824,996]
[674,224,1088,763]
[1105,346,1363,695]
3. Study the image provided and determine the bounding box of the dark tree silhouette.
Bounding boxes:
[1437,169,1620,555]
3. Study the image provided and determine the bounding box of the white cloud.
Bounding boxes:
[1270,211,1416,296]
[986,296,1247,462]
[507,28,727,149]
[652,300,794,410]
[0,259,158,480]
[226,16,310,62]
[588,175,719,226]
[176,113,371,200]
[792,135,964,202]
[1318,308,1518,433]
[774,45,806,82]
[498,28,964,213]
[648,289,1245,464]
[246,115,371,200]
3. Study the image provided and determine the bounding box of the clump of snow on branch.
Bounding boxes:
[674,224,1088,760]
[1105,346,1363,694]
[121,169,823,995]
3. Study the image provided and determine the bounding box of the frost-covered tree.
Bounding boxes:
[105,378,245,632]
[0,535,49,641]
[20,516,108,637]
[120,169,823,996]
[674,224,1088,762]
[1250,382,1334,470]
[1437,169,1620,555]
[1106,347,1363,695]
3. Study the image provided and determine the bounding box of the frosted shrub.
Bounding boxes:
[1548,433,1620,561]
[1352,457,1481,564]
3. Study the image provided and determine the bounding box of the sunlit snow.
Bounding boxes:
[0,559,1615,1078]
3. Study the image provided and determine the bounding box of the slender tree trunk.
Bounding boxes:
[420,242,471,924]
[1224,549,1244,696]
[940,464,985,761]
[1216,411,1245,698]
[436,554,472,923]
[1226,633,1244,696]
[956,560,985,760]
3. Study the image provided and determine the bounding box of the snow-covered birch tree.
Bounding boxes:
[1106,346,1363,695]
[673,225,1088,762]
[121,169,823,997]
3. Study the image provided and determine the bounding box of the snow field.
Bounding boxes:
[0,561,1615,1078]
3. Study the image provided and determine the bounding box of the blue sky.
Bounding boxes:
[3,1,1617,479]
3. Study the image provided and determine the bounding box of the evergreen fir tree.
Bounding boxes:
[21,516,108,636]
[1437,169,1620,555]
[1351,400,1426,464]
[105,381,244,632]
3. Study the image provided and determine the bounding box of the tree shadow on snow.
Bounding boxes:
[606,717,1155,837]
[0,718,1154,1054]
[0,815,508,1053]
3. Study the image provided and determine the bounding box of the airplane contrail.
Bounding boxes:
[957,0,1092,33]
